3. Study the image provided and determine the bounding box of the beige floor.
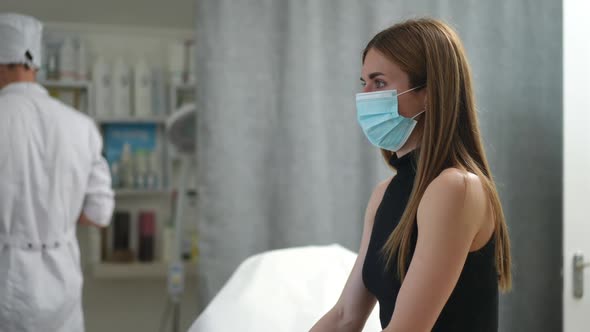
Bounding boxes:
[83,278,199,332]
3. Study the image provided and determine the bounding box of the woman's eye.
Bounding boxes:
[375,80,386,88]
[360,81,367,88]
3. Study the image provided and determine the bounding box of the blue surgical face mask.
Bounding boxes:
[356,86,424,151]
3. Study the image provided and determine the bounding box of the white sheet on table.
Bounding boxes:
[189,244,382,332]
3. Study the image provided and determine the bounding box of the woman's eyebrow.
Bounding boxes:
[361,72,385,82]
[368,72,384,79]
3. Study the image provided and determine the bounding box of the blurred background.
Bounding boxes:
[0,0,578,331]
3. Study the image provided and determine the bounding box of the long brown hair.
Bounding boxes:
[363,18,512,291]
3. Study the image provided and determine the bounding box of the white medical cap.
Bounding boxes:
[0,13,43,69]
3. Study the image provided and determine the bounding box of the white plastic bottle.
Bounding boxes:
[133,149,148,189]
[59,38,76,81]
[151,67,166,115]
[187,40,196,84]
[146,150,160,189]
[92,57,113,118]
[112,58,131,118]
[110,161,121,188]
[76,40,88,81]
[133,59,153,117]
[168,41,184,85]
[91,57,113,118]
[119,143,134,189]
[46,48,59,81]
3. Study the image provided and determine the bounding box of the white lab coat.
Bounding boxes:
[0,82,114,332]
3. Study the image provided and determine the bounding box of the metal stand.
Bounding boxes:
[162,104,197,332]
[162,155,190,332]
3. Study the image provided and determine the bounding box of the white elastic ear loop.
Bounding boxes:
[411,110,425,120]
[397,84,426,120]
[396,84,425,97]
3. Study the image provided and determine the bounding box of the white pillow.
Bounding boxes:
[189,244,382,332]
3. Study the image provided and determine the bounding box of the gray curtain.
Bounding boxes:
[194,1,562,331]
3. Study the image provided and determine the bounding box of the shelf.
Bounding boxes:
[95,115,168,124]
[40,80,91,90]
[89,262,198,279]
[115,189,173,197]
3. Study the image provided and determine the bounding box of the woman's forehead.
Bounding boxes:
[362,49,404,78]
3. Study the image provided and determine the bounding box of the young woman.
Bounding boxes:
[311,18,511,332]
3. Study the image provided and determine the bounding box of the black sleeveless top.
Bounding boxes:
[362,151,498,331]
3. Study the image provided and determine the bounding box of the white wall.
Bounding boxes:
[1,0,195,29]
[563,0,590,331]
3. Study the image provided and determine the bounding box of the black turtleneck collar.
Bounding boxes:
[389,149,419,173]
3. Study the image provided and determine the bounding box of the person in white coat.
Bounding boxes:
[0,13,115,331]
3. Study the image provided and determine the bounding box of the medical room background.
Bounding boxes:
[2,0,586,331]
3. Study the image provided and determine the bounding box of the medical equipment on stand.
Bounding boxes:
[161,103,196,332]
